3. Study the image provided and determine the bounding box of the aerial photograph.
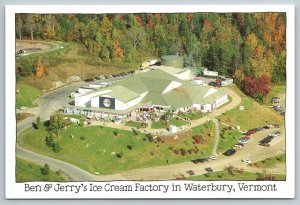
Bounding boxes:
[15,12,286,182]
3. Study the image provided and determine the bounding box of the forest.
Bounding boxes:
[16,13,286,100]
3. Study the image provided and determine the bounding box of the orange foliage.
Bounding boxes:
[35,56,45,78]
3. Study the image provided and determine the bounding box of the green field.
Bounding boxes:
[151,118,189,129]
[265,85,286,105]
[217,128,242,152]
[18,122,214,175]
[178,111,203,120]
[125,121,148,129]
[16,83,42,108]
[218,86,284,130]
[187,170,286,181]
[16,158,66,182]
[251,154,286,168]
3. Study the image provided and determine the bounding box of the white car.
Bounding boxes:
[269,131,281,137]
[19,106,28,110]
[233,144,244,150]
[242,158,252,164]
[239,138,249,144]
[209,155,217,160]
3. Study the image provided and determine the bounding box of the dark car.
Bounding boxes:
[186,170,195,175]
[255,127,265,132]
[205,167,213,172]
[223,148,236,156]
[191,159,200,164]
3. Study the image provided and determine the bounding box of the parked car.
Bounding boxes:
[223,148,236,156]
[247,129,256,135]
[209,155,217,160]
[19,106,28,110]
[269,131,281,137]
[239,138,249,144]
[242,158,252,164]
[233,144,244,150]
[255,127,265,132]
[205,167,213,172]
[186,170,195,176]
[241,135,251,139]
[272,96,280,104]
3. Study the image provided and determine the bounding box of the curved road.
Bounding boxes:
[17,84,285,181]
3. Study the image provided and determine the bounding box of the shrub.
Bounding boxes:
[113,129,119,136]
[41,163,50,175]
[146,133,153,142]
[80,135,86,140]
[52,141,62,153]
[116,151,123,158]
[173,149,180,155]
[36,116,41,129]
[180,148,186,156]
[45,134,54,147]
[127,145,133,150]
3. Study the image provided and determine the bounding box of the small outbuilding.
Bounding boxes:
[169,125,177,133]
[221,78,233,86]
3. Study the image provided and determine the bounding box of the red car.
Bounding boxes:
[247,129,256,135]
[241,135,251,139]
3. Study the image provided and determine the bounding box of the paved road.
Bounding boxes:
[17,81,86,135]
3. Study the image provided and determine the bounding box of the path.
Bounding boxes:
[211,118,220,156]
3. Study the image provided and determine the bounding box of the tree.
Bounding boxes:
[36,116,41,129]
[47,114,69,139]
[52,141,62,153]
[243,74,271,102]
[41,163,50,175]
[45,133,54,147]
[34,56,45,78]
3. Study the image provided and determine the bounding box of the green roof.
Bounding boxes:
[106,85,139,103]
[74,69,228,112]
[116,69,182,94]
[162,88,192,110]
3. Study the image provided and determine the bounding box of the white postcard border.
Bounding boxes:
[5,5,295,199]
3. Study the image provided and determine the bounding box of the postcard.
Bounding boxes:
[5,4,295,199]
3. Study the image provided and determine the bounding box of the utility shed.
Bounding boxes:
[221,78,233,86]
[169,125,177,133]
[161,55,184,68]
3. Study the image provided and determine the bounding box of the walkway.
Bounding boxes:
[211,118,220,156]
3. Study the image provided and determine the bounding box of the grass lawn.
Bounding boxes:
[178,111,203,120]
[217,128,242,153]
[151,118,189,129]
[217,86,284,130]
[18,121,214,175]
[265,85,286,106]
[125,121,148,129]
[16,158,66,182]
[187,170,286,181]
[16,83,42,108]
[251,154,286,169]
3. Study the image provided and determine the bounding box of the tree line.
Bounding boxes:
[16,13,286,97]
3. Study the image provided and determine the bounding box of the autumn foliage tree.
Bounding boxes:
[243,74,271,102]
[34,56,45,77]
